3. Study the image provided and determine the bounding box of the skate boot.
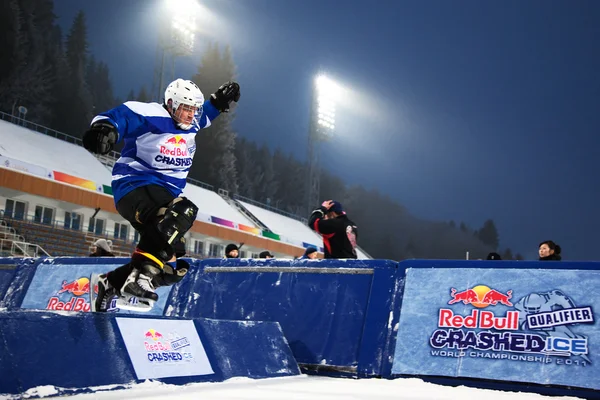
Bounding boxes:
[119,262,161,312]
[91,273,118,312]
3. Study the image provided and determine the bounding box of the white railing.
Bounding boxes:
[0,221,25,242]
[0,239,50,257]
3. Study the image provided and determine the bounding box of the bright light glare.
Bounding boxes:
[315,75,339,131]
[315,75,341,100]
[164,0,198,54]
[166,0,201,17]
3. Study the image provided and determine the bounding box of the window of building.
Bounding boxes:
[87,217,105,235]
[34,205,54,225]
[114,222,129,241]
[208,243,222,257]
[64,212,82,230]
[4,199,26,220]
[193,240,204,255]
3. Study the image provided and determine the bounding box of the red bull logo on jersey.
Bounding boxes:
[429,286,595,367]
[165,135,187,146]
[46,277,98,312]
[160,135,188,157]
[156,135,192,166]
[143,328,193,363]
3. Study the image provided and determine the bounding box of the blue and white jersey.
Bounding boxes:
[91,100,220,203]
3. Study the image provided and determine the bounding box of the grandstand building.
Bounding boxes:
[0,113,371,260]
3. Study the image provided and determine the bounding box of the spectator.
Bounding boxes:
[539,240,561,261]
[89,239,115,257]
[224,243,239,258]
[300,247,318,260]
[486,252,502,260]
[259,250,274,259]
[308,200,358,259]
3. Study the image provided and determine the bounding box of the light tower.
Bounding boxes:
[306,75,339,215]
[152,0,200,101]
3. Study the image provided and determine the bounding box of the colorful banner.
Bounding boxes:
[262,231,280,241]
[211,216,236,228]
[392,267,600,390]
[238,223,261,235]
[53,171,101,192]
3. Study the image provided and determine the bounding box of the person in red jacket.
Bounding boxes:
[308,200,358,259]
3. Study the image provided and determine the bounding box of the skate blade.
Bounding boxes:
[115,295,154,312]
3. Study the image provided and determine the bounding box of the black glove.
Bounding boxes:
[210,81,240,112]
[152,259,190,288]
[83,122,117,155]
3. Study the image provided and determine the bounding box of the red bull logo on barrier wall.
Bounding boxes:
[47,277,98,312]
[448,285,513,307]
[430,285,595,367]
[143,328,193,363]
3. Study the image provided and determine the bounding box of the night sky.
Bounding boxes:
[54,0,600,260]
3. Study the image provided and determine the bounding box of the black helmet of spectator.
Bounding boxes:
[225,243,239,258]
[259,250,274,259]
[302,247,318,259]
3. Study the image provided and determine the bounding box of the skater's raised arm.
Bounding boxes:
[198,81,241,128]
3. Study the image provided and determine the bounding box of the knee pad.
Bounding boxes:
[157,197,198,245]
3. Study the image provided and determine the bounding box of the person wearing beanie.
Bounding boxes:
[224,243,239,258]
[308,199,358,259]
[539,240,562,261]
[259,250,274,259]
[300,247,318,260]
[89,239,115,257]
[486,252,502,260]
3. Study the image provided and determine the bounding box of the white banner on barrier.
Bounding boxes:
[116,317,214,379]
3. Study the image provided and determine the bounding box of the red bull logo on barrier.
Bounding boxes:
[430,286,595,367]
[143,328,193,363]
[448,285,512,308]
[47,277,98,312]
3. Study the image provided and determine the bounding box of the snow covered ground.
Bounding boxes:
[16,376,582,400]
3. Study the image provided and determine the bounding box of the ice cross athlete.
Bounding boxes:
[83,78,240,312]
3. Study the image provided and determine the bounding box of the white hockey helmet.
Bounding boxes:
[164,79,204,130]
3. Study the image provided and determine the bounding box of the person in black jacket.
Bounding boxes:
[539,240,562,261]
[308,200,358,259]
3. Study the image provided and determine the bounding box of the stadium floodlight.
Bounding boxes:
[154,0,201,100]
[314,75,339,132]
[164,0,200,56]
[306,74,341,214]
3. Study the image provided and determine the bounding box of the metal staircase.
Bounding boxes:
[217,189,270,231]
[0,220,50,257]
